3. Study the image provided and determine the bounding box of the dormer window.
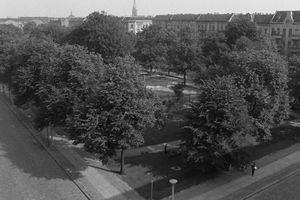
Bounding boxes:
[286,19,291,24]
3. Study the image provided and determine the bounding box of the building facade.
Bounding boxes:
[122,0,152,34]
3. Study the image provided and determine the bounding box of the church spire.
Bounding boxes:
[132,0,138,17]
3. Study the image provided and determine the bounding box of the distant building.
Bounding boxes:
[269,11,300,56]
[61,12,84,28]
[153,13,234,35]
[122,0,152,34]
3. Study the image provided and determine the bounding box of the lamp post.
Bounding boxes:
[146,172,154,200]
[169,179,178,200]
[150,179,154,200]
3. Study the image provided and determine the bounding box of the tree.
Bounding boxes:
[30,22,69,44]
[200,32,230,67]
[169,26,201,85]
[225,18,259,46]
[185,76,252,167]
[34,44,105,130]
[287,55,300,107]
[66,56,166,174]
[64,12,136,62]
[134,25,176,73]
[0,24,23,86]
[8,37,59,107]
[23,22,37,35]
[229,49,289,138]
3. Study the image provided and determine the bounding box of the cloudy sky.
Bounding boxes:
[1,0,300,18]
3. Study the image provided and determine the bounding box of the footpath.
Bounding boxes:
[1,86,300,200]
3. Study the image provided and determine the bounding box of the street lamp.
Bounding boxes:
[146,172,154,200]
[169,179,178,200]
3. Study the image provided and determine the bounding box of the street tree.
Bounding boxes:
[66,56,166,174]
[35,44,105,130]
[0,24,23,87]
[228,49,289,139]
[185,75,252,167]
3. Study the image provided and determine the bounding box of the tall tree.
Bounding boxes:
[0,24,23,86]
[186,75,252,166]
[169,26,201,85]
[8,37,59,107]
[64,12,136,62]
[225,18,259,46]
[34,44,105,129]
[134,25,176,73]
[66,56,166,174]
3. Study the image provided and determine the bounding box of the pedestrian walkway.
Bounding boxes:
[0,91,142,200]
[187,149,300,200]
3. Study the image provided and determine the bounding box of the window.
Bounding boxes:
[295,29,299,35]
[272,28,276,35]
[289,28,292,36]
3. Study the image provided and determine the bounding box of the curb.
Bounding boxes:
[0,93,98,200]
[241,167,300,200]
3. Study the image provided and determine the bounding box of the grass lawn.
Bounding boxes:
[107,124,300,200]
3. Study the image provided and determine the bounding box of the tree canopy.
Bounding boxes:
[64,12,136,62]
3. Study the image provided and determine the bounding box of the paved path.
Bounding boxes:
[0,94,88,200]
[188,150,300,200]
[0,90,142,200]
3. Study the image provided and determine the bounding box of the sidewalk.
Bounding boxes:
[0,91,142,200]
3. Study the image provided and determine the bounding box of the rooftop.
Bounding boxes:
[197,13,233,22]
[253,14,273,24]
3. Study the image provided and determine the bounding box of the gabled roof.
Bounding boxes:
[196,14,233,22]
[171,14,199,21]
[230,13,252,22]
[153,15,173,21]
[253,14,273,24]
[271,11,287,23]
[292,11,300,23]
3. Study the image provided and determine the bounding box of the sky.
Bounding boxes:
[1,0,300,18]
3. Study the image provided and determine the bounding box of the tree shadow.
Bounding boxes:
[0,95,86,181]
[106,151,221,200]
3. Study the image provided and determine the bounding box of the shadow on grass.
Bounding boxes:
[240,126,300,162]
[107,151,220,200]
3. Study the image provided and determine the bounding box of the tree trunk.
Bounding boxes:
[183,71,186,86]
[120,148,125,175]
[46,126,50,147]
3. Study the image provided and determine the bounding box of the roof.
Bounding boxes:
[230,13,252,22]
[271,11,287,23]
[253,14,273,24]
[197,14,233,22]
[122,16,152,21]
[171,14,199,21]
[153,15,173,21]
[292,11,300,23]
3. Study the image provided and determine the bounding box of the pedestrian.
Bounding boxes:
[251,162,257,176]
[164,143,168,154]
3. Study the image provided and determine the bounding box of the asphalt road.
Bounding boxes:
[0,97,88,200]
[248,172,300,200]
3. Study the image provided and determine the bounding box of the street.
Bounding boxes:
[248,172,300,200]
[0,97,88,200]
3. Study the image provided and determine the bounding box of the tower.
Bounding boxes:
[132,0,138,17]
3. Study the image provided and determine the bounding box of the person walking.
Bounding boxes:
[251,162,257,176]
[164,143,168,154]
